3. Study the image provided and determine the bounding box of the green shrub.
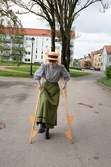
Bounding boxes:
[105,66,111,79]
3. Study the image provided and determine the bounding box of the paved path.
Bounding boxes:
[0,71,111,167]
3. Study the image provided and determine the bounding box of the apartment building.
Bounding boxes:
[0,27,75,65]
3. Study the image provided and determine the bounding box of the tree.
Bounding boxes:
[10,33,25,64]
[0,0,22,30]
[53,0,108,71]
[0,28,25,63]
[0,1,26,64]
[73,58,79,66]
[11,0,109,71]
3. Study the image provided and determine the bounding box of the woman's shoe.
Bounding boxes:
[45,128,50,139]
[38,123,45,133]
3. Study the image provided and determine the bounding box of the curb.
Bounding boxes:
[98,81,111,90]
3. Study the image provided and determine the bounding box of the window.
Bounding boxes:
[109,57,111,62]
[41,55,43,59]
[42,41,44,47]
[25,44,31,48]
[26,51,31,55]
[41,48,43,54]
[36,38,38,46]
[25,37,31,40]
[42,38,44,47]
[55,38,60,42]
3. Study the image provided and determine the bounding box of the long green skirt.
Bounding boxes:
[36,80,60,129]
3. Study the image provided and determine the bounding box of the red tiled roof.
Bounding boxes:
[0,27,51,36]
[0,26,24,34]
[24,28,75,37]
[91,49,102,55]
[24,28,51,36]
[104,45,111,54]
[0,27,75,38]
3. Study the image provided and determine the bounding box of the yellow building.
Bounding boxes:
[91,49,102,70]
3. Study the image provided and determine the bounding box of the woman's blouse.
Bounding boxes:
[34,63,70,85]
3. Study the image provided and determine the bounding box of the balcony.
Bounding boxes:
[0,53,10,56]
[3,46,10,50]
[12,46,24,51]
[13,39,24,44]
[2,39,11,43]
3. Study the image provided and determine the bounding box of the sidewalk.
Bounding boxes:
[0,72,111,167]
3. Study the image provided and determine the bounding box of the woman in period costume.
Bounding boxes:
[34,51,70,139]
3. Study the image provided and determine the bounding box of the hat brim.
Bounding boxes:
[47,57,58,61]
[45,50,60,63]
[46,53,58,61]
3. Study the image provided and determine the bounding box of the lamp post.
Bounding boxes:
[30,37,35,76]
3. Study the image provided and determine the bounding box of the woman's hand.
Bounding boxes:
[38,84,42,90]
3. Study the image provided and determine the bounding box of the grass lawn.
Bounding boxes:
[69,71,91,77]
[0,64,91,78]
[5,66,39,73]
[98,77,111,88]
[0,70,33,78]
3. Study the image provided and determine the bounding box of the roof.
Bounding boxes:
[24,28,51,36]
[0,27,51,36]
[91,49,102,55]
[104,45,111,54]
[0,27,75,38]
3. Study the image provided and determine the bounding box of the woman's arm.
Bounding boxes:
[61,65,70,84]
[34,63,45,85]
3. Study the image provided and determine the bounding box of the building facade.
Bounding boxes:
[101,45,111,71]
[0,28,75,65]
[91,49,102,70]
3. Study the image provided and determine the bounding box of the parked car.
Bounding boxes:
[90,67,94,70]
[95,68,100,71]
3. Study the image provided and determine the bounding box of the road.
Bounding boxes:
[0,70,111,167]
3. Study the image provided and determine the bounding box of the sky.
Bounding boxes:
[18,0,111,59]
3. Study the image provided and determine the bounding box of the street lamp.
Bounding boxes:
[30,37,35,76]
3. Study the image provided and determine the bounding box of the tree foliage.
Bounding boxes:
[0,0,22,30]
[0,0,26,64]
[73,58,79,66]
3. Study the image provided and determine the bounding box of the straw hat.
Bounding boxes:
[47,51,59,61]
[44,49,61,64]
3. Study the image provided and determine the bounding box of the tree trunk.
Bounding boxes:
[61,32,70,72]
[61,36,67,68]
[51,27,55,51]
[50,17,55,51]
[66,39,70,72]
